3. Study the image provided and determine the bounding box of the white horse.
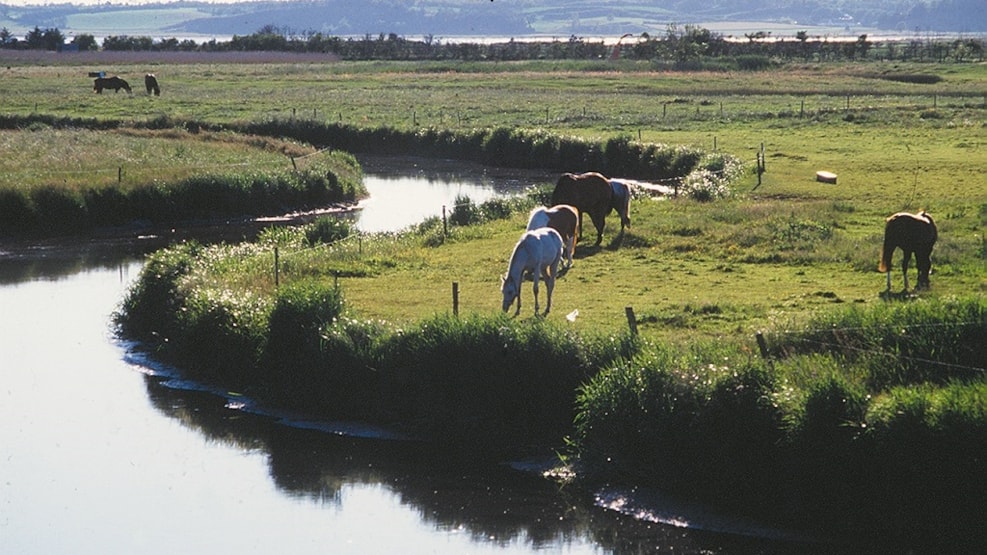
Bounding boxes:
[501,227,564,316]
[526,204,579,268]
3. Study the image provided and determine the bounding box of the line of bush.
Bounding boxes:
[1,114,713,180]
[239,118,708,180]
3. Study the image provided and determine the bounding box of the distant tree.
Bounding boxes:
[0,27,13,47]
[42,28,65,51]
[24,26,44,49]
[72,33,98,51]
[855,34,872,59]
[157,37,179,51]
[23,27,64,50]
[102,35,154,51]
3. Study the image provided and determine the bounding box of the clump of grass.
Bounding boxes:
[573,344,784,510]
[304,216,353,245]
[765,296,986,388]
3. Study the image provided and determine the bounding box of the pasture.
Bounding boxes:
[80,55,981,545]
[0,55,984,342]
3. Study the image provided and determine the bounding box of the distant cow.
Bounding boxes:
[93,76,131,94]
[144,73,160,96]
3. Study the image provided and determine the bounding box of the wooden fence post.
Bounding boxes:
[452,282,459,317]
[274,246,280,288]
[442,205,448,235]
[625,306,638,336]
[755,331,769,360]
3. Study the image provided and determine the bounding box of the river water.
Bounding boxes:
[0,157,817,554]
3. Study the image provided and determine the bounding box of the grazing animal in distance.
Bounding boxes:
[608,178,632,233]
[878,210,937,292]
[526,204,579,268]
[144,73,160,96]
[501,227,564,316]
[93,76,131,94]
[551,172,614,246]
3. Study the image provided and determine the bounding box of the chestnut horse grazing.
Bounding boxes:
[501,228,564,316]
[144,74,160,96]
[93,76,131,94]
[527,204,579,268]
[608,178,632,232]
[879,210,937,291]
[551,172,613,246]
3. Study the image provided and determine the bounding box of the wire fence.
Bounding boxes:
[759,321,986,376]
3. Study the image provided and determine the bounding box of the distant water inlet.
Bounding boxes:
[351,155,553,233]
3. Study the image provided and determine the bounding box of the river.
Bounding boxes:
[0,157,819,554]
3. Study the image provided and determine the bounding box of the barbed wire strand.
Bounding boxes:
[789,336,986,375]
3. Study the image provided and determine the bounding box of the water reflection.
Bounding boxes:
[140,371,802,554]
[351,155,554,233]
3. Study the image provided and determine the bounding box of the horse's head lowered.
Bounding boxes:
[501,274,519,314]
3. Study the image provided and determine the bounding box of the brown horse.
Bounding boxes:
[551,172,613,246]
[527,204,579,268]
[608,178,632,232]
[878,210,937,291]
[144,73,160,96]
[93,76,131,94]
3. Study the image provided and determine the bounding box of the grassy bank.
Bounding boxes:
[575,296,985,546]
[0,125,365,236]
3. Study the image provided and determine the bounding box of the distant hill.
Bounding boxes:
[1,0,985,42]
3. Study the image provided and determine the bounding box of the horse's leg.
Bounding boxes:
[544,263,558,315]
[901,250,913,291]
[564,234,574,267]
[531,267,540,315]
[916,248,932,289]
[590,211,606,246]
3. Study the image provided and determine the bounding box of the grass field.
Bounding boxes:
[1,55,984,342]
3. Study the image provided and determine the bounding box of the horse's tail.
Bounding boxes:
[878,218,895,273]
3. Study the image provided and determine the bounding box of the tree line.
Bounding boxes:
[1,23,984,64]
